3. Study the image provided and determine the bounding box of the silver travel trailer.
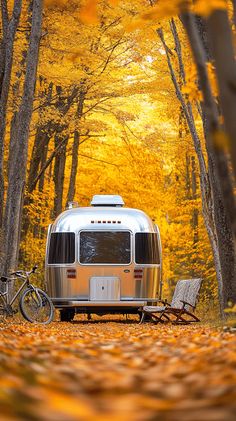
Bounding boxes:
[45,195,162,321]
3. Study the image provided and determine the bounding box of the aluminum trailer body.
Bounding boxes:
[45,195,162,320]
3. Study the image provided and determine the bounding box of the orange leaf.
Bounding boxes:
[80,0,99,25]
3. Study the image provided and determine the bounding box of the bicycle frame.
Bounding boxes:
[0,275,42,308]
[9,278,28,306]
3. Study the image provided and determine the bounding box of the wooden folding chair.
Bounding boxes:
[140,278,202,324]
[164,278,202,324]
[140,279,190,324]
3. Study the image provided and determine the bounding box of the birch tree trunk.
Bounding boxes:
[1,0,42,274]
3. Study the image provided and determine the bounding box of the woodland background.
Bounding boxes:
[1,0,236,317]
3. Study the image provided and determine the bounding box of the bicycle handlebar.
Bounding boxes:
[10,265,38,277]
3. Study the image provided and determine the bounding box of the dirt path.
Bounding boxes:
[0,317,236,420]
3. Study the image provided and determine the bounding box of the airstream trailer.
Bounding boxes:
[45,195,162,321]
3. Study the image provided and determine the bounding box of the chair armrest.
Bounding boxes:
[180,300,195,309]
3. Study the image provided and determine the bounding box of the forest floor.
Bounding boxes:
[0,316,236,421]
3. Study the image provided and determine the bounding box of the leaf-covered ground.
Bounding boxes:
[0,316,236,421]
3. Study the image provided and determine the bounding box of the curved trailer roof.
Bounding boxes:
[51,207,157,234]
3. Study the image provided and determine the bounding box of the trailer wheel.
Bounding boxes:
[60,309,75,322]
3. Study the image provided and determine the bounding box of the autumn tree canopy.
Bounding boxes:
[0,0,236,314]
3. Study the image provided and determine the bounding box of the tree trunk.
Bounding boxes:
[27,126,52,193]
[181,12,236,237]
[27,84,79,196]
[206,9,236,183]
[0,0,22,227]
[191,156,199,245]
[67,130,80,204]
[1,0,42,275]
[27,82,54,193]
[53,134,69,218]
[158,25,232,314]
[185,152,191,199]
[180,14,236,309]
[67,90,85,203]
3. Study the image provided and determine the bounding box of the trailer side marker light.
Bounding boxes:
[134,275,143,279]
[67,269,76,279]
[134,269,143,273]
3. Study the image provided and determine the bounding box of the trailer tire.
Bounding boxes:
[60,309,75,322]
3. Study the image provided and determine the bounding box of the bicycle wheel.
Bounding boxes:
[19,288,54,324]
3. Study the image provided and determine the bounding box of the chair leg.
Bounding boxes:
[160,312,171,321]
[183,310,200,322]
[170,309,200,325]
[164,309,188,324]
[139,312,146,324]
[150,313,165,324]
[140,310,171,325]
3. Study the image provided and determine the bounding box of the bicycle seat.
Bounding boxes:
[10,271,24,276]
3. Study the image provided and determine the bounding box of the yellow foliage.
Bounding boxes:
[80,0,99,24]
[194,0,227,16]
[44,0,68,9]
[4,0,218,309]
[182,64,203,101]
[108,0,120,5]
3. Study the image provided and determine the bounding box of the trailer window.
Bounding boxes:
[48,233,75,264]
[80,231,131,264]
[135,233,160,264]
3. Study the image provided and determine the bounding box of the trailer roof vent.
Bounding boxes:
[91,195,125,207]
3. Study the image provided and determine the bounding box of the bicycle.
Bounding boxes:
[0,266,54,324]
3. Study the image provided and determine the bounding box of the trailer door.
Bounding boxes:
[79,230,131,301]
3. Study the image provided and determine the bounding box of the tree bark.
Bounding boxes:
[67,90,85,204]
[53,134,69,218]
[232,0,236,27]
[191,156,199,245]
[179,13,236,309]
[181,12,236,236]
[1,0,42,274]
[0,0,22,227]
[158,26,231,314]
[206,9,236,183]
